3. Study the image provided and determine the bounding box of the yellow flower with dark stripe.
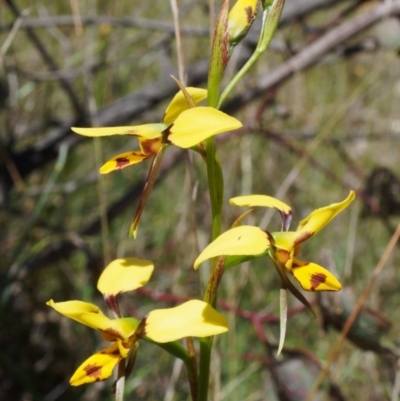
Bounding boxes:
[195,191,356,292]
[47,258,228,386]
[72,87,242,174]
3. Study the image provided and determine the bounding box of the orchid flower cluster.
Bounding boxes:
[48,1,356,400]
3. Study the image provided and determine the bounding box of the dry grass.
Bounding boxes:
[1,1,400,400]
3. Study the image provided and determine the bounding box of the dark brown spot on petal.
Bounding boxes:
[294,231,313,245]
[245,6,255,24]
[115,157,130,169]
[101,327,124,340]
[161,124,173,144]
[126,131,138,136]
[84,364,102,379]
[310,273,327,291]
[140,138,161,155]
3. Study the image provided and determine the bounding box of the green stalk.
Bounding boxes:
[198,337,213,401]
[186,337,199,401]
[197,82,226,401]
[198,137,223,401]
[218,0,285,108]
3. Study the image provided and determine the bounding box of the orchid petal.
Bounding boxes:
[194,226,270,269]
[46,299,106,322]
[230,195,292,230]
[99,318,138,341]
[47,300,137,339]
[290,259,342,292]
[69,343,121,386]
[168,107,242,148]
[145,300,228,343]
[230,195,291,214]
[72,124,166,139]
[296,191,356,241]
[97,258,154,296]
[163,88,207,125]
[99,151,151,174]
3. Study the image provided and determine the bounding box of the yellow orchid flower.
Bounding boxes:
[47,258,228,386]
[197,191,355,292]
[195,191,355,355]
[47,299,228,386]
[265,191,355,291]
[72,87,242,174]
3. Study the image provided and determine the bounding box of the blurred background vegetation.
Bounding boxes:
[1,0,400,400]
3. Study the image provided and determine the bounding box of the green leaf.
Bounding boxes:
[224,252,268,269]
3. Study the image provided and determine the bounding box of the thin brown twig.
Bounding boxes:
[170,0,186,84]
[4,0,84,116]
[0,15,209,35]
[305,219,400,401]
[68,0,83,37]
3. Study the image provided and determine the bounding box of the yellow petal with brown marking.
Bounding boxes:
[69,343,121,386]
[99,151,151,174]
[47,299,137,340]
[290,259,342,292]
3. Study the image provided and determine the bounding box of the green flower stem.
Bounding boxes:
[206,138,224,241]
[218,1,285,108]
[147,338,198,400]
[198,138,223,401]
[197,90,226,401]
[198,337,213,401]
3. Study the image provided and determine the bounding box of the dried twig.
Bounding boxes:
[306,219,400,401]
[4,0,84,116]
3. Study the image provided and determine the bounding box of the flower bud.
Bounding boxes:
[228,0,259,48]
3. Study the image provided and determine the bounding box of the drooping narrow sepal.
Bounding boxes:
[129,145,166,238]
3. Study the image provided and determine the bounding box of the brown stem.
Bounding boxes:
[185,337,198,401]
